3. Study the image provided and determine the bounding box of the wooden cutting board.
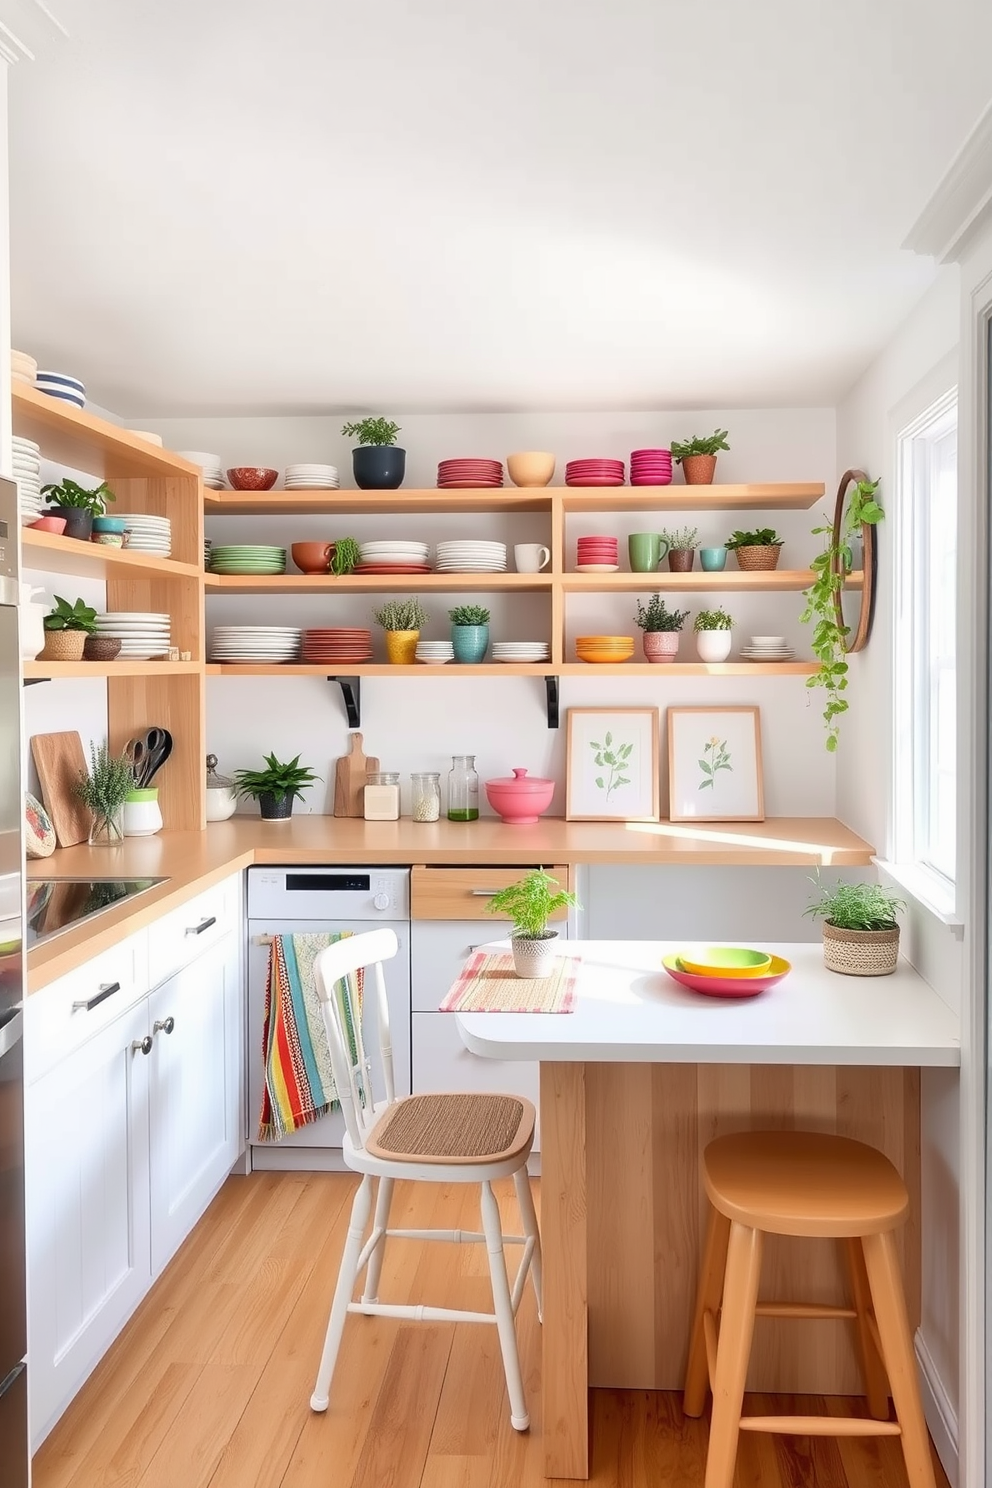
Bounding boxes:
[30,731,92,847]
[333,733,379,818]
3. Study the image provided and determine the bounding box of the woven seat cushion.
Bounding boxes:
[364,1092,535,1166]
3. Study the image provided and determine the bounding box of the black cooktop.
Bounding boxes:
[26,878,167,947]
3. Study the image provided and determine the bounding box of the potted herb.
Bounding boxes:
[804,877,905,977]
[373,597,430,665]
[75,741,136,845]
[330,537,361,576]
[41,595,98,662]
[800,476,884,750]
[661,525,699,573]
[484,868,578,979]
[233,751,321,821]
[448,604,491,664]
[693,606,734,662]
[340,417,405,490]
[671,429,729,485]
[41,478,115,541]
[726,527,783,572]
[634,593,690,662]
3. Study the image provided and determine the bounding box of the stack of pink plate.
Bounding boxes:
[437,458,504,488]
[630,448,673,486]
[565,458,625,487]
[576,535,619,572]
[300,629,374,663]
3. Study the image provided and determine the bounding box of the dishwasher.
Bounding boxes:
[246,867,411,1172]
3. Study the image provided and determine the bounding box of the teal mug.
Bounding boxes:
[700,546,727,572]
[628,532,671,572]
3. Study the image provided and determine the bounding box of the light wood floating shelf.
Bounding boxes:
[562,569,863,593]
[204,572,554,594]
[558,482,825,512]
[21,527,200,580]
[12,383,199,480]
[24,660,202,679]
[205,661,816,677]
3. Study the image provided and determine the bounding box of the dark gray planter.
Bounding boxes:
[51,507,93,541]
[352,445,406,490]
[258,792,293,820]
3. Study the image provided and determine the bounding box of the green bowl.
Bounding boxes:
[678,946,773,979]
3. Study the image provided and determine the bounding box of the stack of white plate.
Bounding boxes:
[11,349,36,385]
[12,436,42,523]
[178,451,225,489]
[117,512,172,556]
[36,371,85,408]
[356,541,430,571]
[127,429,164,447]
[94,612,171,660]
[741,634,796,662]
[210,626,301,663]
[285,463,339,489]
[435,540,507,573]
[415,641,455,664]
[492,641,550,664]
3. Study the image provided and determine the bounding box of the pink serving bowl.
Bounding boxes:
[662,953,791,998]
[29,515,67,534]
[484,767,555,825]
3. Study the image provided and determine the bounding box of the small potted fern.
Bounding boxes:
[804,877,905,977]
[671,429,729,485]
[484,868,578,978]
[233,751,321,820]
[634,593,689,662]
[726,527,784,572]
[373,597,430,665]
[341,416,405,490]
[693,606,734,662]
[449,604,490,664]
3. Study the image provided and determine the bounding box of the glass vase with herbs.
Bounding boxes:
[76,742,137,845]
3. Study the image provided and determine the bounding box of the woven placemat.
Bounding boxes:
[440,951,579,1014]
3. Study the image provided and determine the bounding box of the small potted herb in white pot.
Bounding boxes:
[484,869,578,979]
[693,606,734,662]
[233,752,321,821]
[341,416,405,490]
[804,878,905,976]
[634,593,689,662]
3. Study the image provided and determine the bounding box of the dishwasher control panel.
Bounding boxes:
[247,867,410,920]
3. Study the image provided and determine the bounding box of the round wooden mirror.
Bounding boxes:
[831,467,877,654]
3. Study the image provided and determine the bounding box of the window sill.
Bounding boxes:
[872,859,964,937]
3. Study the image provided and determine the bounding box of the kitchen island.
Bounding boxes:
[457,940,961,1480]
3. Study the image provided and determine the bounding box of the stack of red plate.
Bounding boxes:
[630,448,673,486]
[300,628,374,663]
[565,458,625,487]
[576,535,619,572]
[437,458,504,489]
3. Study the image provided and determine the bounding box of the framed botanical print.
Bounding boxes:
[565,708,659,821]
[667,706,765,821]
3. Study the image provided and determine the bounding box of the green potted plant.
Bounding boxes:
[233,751,321,821]
[671,429,729,484]
[330,537,361,575]
[634,593,690,662]
[373,597,430,665]
[41,595,98,662]
[484,868,578,978]
[693,606,734,662]
[41,477,115,541]
[800,476,884,750]
[340,417,404,490]
[75,741,136,845]
[725,527,784,572]
[448,604,491,664]
[804,877,905,977]
[661,525,699,573]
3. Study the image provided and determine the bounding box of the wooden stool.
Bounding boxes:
[683,1130,936,1488]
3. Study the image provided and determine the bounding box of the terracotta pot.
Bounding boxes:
[385,629,419,665]
[83,635,122,661]
[40,629,87,662]
[292,541,335,574]
[668,548,695,573]
[822,921,900,977]
[733,544,782,571]
[681,454,717,485]
[642,631,680,662]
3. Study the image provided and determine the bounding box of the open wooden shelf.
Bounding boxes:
[21,526,200,580]
[558,482,825,512]
[12,383,199,480]
[24,660,202,679]
[561,569,862,593]
[205,661,817,677]
[204,572,553,594]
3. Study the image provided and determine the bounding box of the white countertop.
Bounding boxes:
[456,941,961,1067]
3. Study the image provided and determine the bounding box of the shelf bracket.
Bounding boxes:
[544,675,560,729]
[328,675,361,728]
[22,677,50,687]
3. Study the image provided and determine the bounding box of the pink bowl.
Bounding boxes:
[662,953,791,998]
[227,466,279,491]
[29,515,67,534]
[485,767,555,825]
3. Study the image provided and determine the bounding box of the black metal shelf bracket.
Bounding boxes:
[328,675,361,728]
[544,675,560,729]
[22,677,50,687]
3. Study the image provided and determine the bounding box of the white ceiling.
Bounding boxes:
[8,0,992,416]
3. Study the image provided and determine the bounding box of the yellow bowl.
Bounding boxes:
[577,651,635,664]
[678,946,773,979]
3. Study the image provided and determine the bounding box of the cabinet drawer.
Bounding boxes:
[24,932,149,1085]
[147,876,238,987]
[411,865,571,921]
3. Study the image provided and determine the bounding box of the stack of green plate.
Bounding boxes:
[209,545,286,575]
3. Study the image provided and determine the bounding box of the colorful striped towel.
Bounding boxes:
[258,931,363,1142]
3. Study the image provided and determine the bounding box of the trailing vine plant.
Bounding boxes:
[799,475,883,751]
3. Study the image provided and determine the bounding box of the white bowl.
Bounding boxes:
[750,635,786,647]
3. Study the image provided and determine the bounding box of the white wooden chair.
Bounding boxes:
[308,927,542,1431]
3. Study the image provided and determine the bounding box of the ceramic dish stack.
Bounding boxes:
[12,436,42,523]
[301,629,373,663]
[11,349,36,385]
[117,512,172,557]
[126,430,164,447]
[565,458,625,487]
[575,634,636,664]
[210,626,301,663]
[492,641,550,664]
[741,634,796,662]
[575,535,619,571]
[284,463,339,490]
[662,945,791,999]
[93,612,171,660]
[178,452,225,489]
[435,540,506,573]
[209,545,286,575]
[629,448,673,485]
[415,640,455,665]
[437,458,503,489]
[36,371,84,409]
[355,540,430,574]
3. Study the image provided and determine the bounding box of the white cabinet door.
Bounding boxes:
[148,931,243,1276]
[25,1000,151,1450]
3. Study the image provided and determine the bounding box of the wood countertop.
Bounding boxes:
[26,814,874,992]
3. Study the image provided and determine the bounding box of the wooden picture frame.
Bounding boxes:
[565,708,660,822]
[667,706,765,822]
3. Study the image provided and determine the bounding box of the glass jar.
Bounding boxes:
[410,772,441,823]
[205,754,237,821]
[447,754,479,822]
[363,771,401,821]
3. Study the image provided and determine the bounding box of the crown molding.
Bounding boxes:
[904,101,992,264]
[0,0,69,63]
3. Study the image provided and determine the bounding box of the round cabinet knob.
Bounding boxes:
[154,1016,176,1036]
[131,1035,153,1056]
[373,892,391,912]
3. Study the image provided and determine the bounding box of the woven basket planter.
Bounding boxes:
[733,544,782,572]
[511,933,559,979]
[40,629,87,662]
[822,921,900,977]
[83,635,122,661]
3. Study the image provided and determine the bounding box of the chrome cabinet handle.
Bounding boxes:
[469,889,501,897]
[185,916,217,936]
[131,1035,153,1056]
[73,981,121,1013]
[154,1016,175,1036]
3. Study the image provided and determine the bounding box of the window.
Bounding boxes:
[894,390,957,903]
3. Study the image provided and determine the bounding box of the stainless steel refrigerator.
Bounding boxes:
[0,475,28,1487]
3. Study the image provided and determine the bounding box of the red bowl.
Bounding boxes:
[227,467,279,490]
[29,514,67,534]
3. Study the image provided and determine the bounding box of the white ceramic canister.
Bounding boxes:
[122,788,163,837]
[205,754,237,821]
[19,584,47,661]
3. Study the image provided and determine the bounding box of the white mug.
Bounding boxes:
[514,543,551,573]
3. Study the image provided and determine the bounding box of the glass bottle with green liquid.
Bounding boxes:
[447,754,479,821]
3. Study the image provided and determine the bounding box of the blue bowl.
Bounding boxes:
[92,516,126,533]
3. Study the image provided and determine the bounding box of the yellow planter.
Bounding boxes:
[385,629,419,665]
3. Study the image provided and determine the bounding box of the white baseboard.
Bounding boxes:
[916,1328,959,1487]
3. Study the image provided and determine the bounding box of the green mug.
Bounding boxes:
[628,532,671,572]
